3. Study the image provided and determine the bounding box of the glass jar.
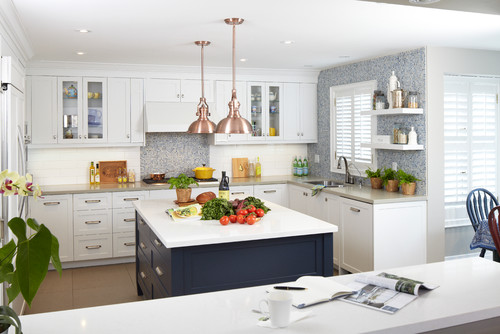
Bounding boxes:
[393,124,401,144]
[376,95,386,110]
[408,91,418,108]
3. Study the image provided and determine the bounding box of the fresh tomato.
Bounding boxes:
[246,215,257,225]
[229,215,237,223]
[219,216,229,225]
[256,208,265,217]
[237,209,248,216]
[247,205,256,213]
[237,215,246,224]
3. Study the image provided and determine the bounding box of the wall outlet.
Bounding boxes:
[314,154,320,163]
[392,162,398,170]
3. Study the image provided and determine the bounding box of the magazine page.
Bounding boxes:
[355,272,438,296]
[166,204,202,222]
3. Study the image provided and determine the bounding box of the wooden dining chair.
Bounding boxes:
[466,188,499,257]
[488,206,500,260]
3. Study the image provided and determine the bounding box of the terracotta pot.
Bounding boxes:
[176,188,192,203]
[401,182,416,195]
[370,177,383,189]
[385,180,399,192]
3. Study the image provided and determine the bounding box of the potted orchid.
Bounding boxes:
[0,170,62,334]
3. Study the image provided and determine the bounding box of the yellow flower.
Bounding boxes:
[1,170,42,199]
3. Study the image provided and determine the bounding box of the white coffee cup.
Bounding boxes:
[259,291,293,328]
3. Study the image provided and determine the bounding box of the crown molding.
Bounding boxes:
[0,0,33,65]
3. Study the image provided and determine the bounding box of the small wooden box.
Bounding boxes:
[99,160,127,183]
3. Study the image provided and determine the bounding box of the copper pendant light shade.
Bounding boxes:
[215,18,252,134]
[187,40,216,133]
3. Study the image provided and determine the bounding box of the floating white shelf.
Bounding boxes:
[361,143,424,151]
[361,108,423,116]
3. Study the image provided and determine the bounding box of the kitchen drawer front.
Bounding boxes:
[137,248,152,299]
[137,215,153,260]
[151,241,172,295]
[74,210,112,236]
[113,232,136,257]
[229,186,254,199]
[113,208,136,233]
[74,234,113,261]
[253,184,287,207]
[112,191,148,209]
[74,193,112,211]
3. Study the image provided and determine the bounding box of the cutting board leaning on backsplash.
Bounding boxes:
[232,158,249,178]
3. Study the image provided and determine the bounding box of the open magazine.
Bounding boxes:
[341,272,439,314]
[166,204,202,222]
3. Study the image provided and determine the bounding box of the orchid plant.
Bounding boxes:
[0,170,62,334]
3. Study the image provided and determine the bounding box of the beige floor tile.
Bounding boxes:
[72,284,143,309]
[38,268,73,293]
[72,264,135,290]
[24,290,73,315]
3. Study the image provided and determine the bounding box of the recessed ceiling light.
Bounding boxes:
[280,40,295,45]
[76,51,86,55]
[76,29,91,33]
[240,58,247,62]
[409,0,440,4]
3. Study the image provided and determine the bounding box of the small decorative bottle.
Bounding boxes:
[117,168,123,183]
[408,126,418,145]
[95,163,100,185]
[89,162,95,185]
[255,157,262,177]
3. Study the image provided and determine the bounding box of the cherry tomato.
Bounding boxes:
[256,208,265,217]
[247,205,256,213]
[246,215,257,225]
[237,209,248,216]
[237,215,246,224]
[219,216,229,225]
[229,215,237,223]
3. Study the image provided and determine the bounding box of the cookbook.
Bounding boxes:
[166,204,203,222]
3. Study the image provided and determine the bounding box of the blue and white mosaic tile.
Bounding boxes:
[308,48,427,195]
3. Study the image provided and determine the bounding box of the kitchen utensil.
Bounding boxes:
[99,160,127,184]
[391,88,408,108]
[192,164,216,179]
[150,173,166,181]
[232,158,249,178]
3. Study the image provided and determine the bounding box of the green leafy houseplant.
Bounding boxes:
[397,169,421,195]
[0,170,62,334]
[365,168,383,190]
[364,168,382,178]
[168,173,199,203]
[381,168,399,192]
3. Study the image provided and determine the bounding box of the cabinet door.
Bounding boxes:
[29,76,58,144]
[248,82,265,139]
[213,80,248,143]
[145,79,180,102]
[299,83,318,142]
[283,83,300,141]
[180,79,214,103]
[253,184,287,207]
[107,77,131,143]
[29,195,73,262]
[83,77,107,142]
[319,193,341,268]
[58,77,83,143]
[287,185,309,214]
[130,78,145,143]
[340,198,373,273]
[266,83,283,141]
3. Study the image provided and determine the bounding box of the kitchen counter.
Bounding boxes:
[39,175,426,204]
[19,257,500,334]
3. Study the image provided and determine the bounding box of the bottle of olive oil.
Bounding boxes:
[219,171,230,200]
[95,163,100,185]
[89,161,95,185]
[255,157,262,177]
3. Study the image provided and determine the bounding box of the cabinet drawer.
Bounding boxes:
[151,242,172,295]
[113,232,136,257]
[112,191,148,209]
[74,234,113,260]
[137,215,152,259]
[74,193,112,210]
[74,210,112,236]
[229,186,254,199]
[113,208,136,233]
[254,184,287,207]
[137,248,152,299]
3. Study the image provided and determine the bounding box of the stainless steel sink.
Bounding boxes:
[304,180,344,188]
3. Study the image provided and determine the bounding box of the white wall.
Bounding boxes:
[426,47,500,262]
[27,147,141,185]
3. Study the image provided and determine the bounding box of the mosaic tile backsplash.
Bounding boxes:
[308,48,427,195]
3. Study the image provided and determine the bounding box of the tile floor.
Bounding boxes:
[24,263,144,315]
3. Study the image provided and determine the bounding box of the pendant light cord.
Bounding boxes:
[232,23,236,92]
[201,44,205,99]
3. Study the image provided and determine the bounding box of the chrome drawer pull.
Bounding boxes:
[85,245,102,249]
[140,271,147,279]
[124,198,139,201]
[85,220,101,225]
[85,199,101,203]
[154,239,162,247]
[140,242,147,249]
[139,219,145,225]
[231,192,244,195]
[124,242,135,247]
[123,218,135,222]
[155,267,164,276]
[43,201,60,206]
[350,207,361,213]
[263,190,277,193]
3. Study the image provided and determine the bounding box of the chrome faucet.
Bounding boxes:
[337,156,355,184]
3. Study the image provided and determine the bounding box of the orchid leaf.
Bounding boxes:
[50,234,62,275]
[0,263,14,284]
[7,217,27,242]
[6,275,20,304]
[0,239,16,265]
[26,218,40,232]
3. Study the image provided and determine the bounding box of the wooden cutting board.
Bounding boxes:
[99,160,127,183]
[232,158,249,178]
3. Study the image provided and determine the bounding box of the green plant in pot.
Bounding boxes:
[381,168,399,192]
[168,173,199,203]
[365,168,383,189]
[0,170,62,334]
[397,169,421,195]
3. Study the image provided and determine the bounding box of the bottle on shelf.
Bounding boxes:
[293,156,298,176]
[219,171,230,200]
[89,161,95,185]
[297,157,303,177]
[408,126,418,145]
[122,168,128,183]
[117,168,123,183]
[249,161,255,177]
[255,157,262,177]
[95,163,100,185]
[303,157,309,176]
[128,169,136,183]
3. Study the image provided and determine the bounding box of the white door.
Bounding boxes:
[130,78,145,143]
[108,77,131,143]
[145,79,180,102]
[300,83,318,142]
[29,76,57,144]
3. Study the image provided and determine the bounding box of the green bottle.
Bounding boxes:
[293,156,298,176]
[297,157,303,177]
[303,157,309,176]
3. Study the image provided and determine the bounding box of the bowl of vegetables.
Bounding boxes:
[201,196,270,225]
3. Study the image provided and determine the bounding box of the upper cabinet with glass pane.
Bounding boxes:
[248,82,283,141]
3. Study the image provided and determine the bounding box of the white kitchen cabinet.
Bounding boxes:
[287,184,324,217]
[27,76,58,144]
[107,77,131,143]
[283,83,318,143]
[130,78,145,143]
[73,210,113,236]
[229,186,254,199]
[248,82,283,142]
[29,195,74,262]
[74,234,113,261]
[253,184,288,207]
[145,78,214,103]
[317,193,341,268]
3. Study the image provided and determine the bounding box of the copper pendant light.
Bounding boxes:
[215,18,252,134]
[187,40,216,133]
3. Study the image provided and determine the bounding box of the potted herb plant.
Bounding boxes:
[381,168,399,192]
[365,168,383,189]
[168,173,199,203]
[397,169,421,195]
[0,170,62,334]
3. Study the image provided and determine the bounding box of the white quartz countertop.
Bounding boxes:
[133,199,337,248]
[19,257,500,334]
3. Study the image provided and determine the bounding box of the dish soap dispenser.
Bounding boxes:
[408,126,418,145]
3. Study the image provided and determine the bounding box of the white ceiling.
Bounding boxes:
[10,0,500,70]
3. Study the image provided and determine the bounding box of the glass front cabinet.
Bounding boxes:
[57,77,107,143]
[248,82,283,141]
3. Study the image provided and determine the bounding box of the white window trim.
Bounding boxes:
[329,80,377,176]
